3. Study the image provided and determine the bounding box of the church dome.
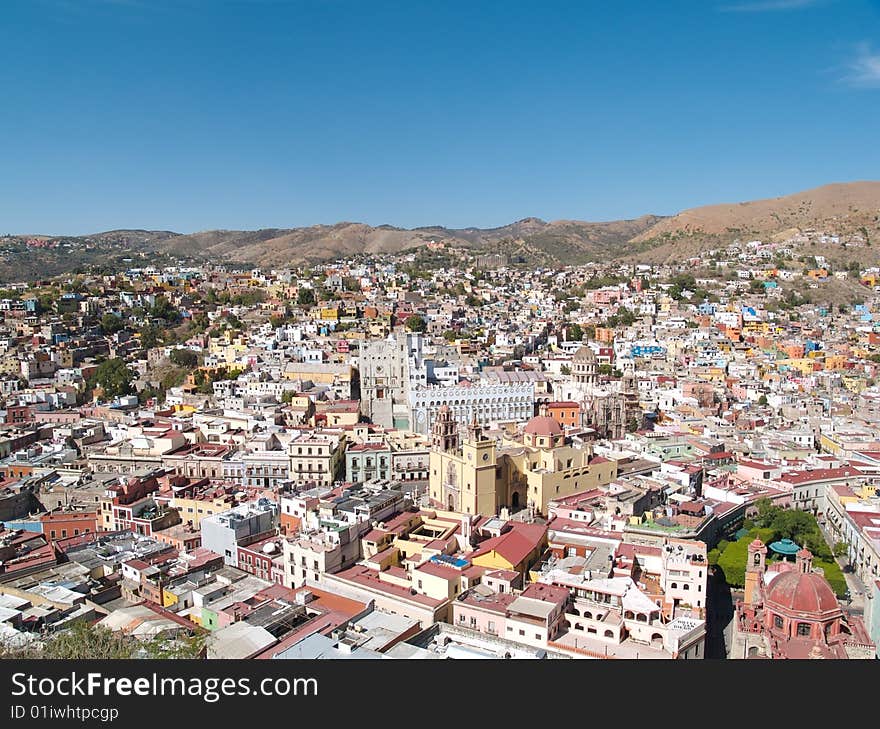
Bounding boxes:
[523,415,563,438]
[765,570,840,615]
[572,346,597,363]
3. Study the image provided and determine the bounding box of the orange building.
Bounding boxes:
[40,510,98,542]
[546,401,582,430]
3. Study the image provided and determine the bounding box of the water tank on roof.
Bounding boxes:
[262,541,277,554]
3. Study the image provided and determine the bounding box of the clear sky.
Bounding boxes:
[2,0,879,235]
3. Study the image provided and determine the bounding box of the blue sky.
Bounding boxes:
[2,0,879,235]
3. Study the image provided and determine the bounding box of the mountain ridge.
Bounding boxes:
[4,181,879,279]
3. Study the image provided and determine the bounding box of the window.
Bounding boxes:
[488,620,495,632]
[518,629,525,636]
[774,615,784,629]
[797,623,811,637]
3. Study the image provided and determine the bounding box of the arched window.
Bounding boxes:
[683,584,690,590]
[797,622,812,637]
[604,630,614,638]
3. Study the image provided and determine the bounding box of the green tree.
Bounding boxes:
[169,349,199,368]
[149,295,180,323]
[757,394,768,406]
[297,288,316,308]
[139,324,163,349]
[91,358,134,400]
[100,313,125,334]
[39,620,135,659]
[138,384,165,406]
[833,541,848,558]
[566,323,583,341]
[405,314,427,333]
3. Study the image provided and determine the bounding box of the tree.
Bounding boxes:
[91,358,134,400]
[752,497,780,528]
[139,324,162,349]
[0,619,205,659]
[833,541,848,558]
[566,323,583,342]
[149,295,180,323]
[560,364,571,376]
[598,364,613,376]
[297,288,316,308]
[169,349,199,368]
[38,620,135,659]
[405,315,427,333]
[100,313,125,334]
[138,384,164,406]
[757,394,768,406]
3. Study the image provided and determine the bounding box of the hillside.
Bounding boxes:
[4,181,880,280]
[625,181,880,263]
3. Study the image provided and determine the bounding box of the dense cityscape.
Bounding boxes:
[0,226,877,661]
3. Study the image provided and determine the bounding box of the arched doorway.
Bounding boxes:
[511,491,520,509]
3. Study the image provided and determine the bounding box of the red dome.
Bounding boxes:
[524,416,563,438]
[765,571,840,615]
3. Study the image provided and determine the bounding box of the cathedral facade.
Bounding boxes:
[560,345,642,440]
[428,406,617,517]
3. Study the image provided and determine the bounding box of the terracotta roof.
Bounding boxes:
[524,415,563,437]
[765,570,841,615]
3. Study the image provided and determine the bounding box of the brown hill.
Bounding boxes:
[624,181,880,263]
[148,216,666,267]
[7,181,880,280]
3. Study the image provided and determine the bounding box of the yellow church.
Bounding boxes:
[428,406,617,517]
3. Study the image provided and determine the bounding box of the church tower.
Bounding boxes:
[432,404,459,453]
[745,538,768,606]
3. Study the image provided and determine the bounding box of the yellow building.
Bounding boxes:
[429,408,617,517]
